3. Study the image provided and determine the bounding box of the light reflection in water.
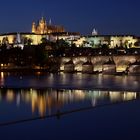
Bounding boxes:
[6,90,15,102]
[0,72,5,86]
[0,89,139,117]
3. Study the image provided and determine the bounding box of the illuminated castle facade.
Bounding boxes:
[32,17,65,34]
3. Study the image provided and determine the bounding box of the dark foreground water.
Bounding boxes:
[0,73,140,140]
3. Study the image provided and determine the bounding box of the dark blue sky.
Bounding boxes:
[0,0,140,35]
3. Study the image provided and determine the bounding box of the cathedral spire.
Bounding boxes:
[41,12,44,19]
[40,16,45,23]
[49,18,52,25]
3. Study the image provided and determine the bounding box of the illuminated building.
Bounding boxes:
[32,17,65,34]
[0,32,80,46]
[0,17,139,48]
[0,32,46,45]
[49,32,80,44]
[73,35,139,48]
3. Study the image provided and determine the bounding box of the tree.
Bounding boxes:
[35,45,48,67]
[41,37,50,45]
[23,37,33,45]
[2,37,9,45]
[56,39,70,48]
[100,44,109,55]
[71,43,77,48]
[101,44,109,49]
[27,38,33,46]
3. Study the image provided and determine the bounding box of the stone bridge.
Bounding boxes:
[60,55,140,72]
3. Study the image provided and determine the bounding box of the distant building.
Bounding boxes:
[32,17,65,34]
[73,35,139,48]
[0,32,46,45]
[13,33,24,49]
[49,32,80,44]
[92,28,98,36]
[0,17,139,48]
[0,32,80,46]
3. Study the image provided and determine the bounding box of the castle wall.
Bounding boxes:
[0,35,15,44]
[0,34,47,45]
[0,33,139,47]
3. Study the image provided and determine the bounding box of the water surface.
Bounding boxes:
[0,72,140,91]
[0,73,140,140]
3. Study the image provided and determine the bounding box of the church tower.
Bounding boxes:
[32,22,36,33]
[37,17,47,34]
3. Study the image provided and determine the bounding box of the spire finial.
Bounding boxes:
[49,18,52,25]
[41,12,44,18]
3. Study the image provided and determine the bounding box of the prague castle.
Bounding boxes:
[32,17,65,34]
[0,16,139,48]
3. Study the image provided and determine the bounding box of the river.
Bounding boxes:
[0,72,140,140]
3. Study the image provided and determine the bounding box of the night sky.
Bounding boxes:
[0,0,140,35]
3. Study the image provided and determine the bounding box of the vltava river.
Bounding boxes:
[0,72,139,91]
[0,72,140,140]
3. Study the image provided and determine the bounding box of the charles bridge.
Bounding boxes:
[59,55,140,73]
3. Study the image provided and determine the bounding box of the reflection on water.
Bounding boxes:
[0,73,140,139]
[0,72,140,126]
[0,89,139,117]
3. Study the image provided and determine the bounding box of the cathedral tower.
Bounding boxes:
[36,17,47,34]
[32,17,65,34]
[32,22,36,33]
